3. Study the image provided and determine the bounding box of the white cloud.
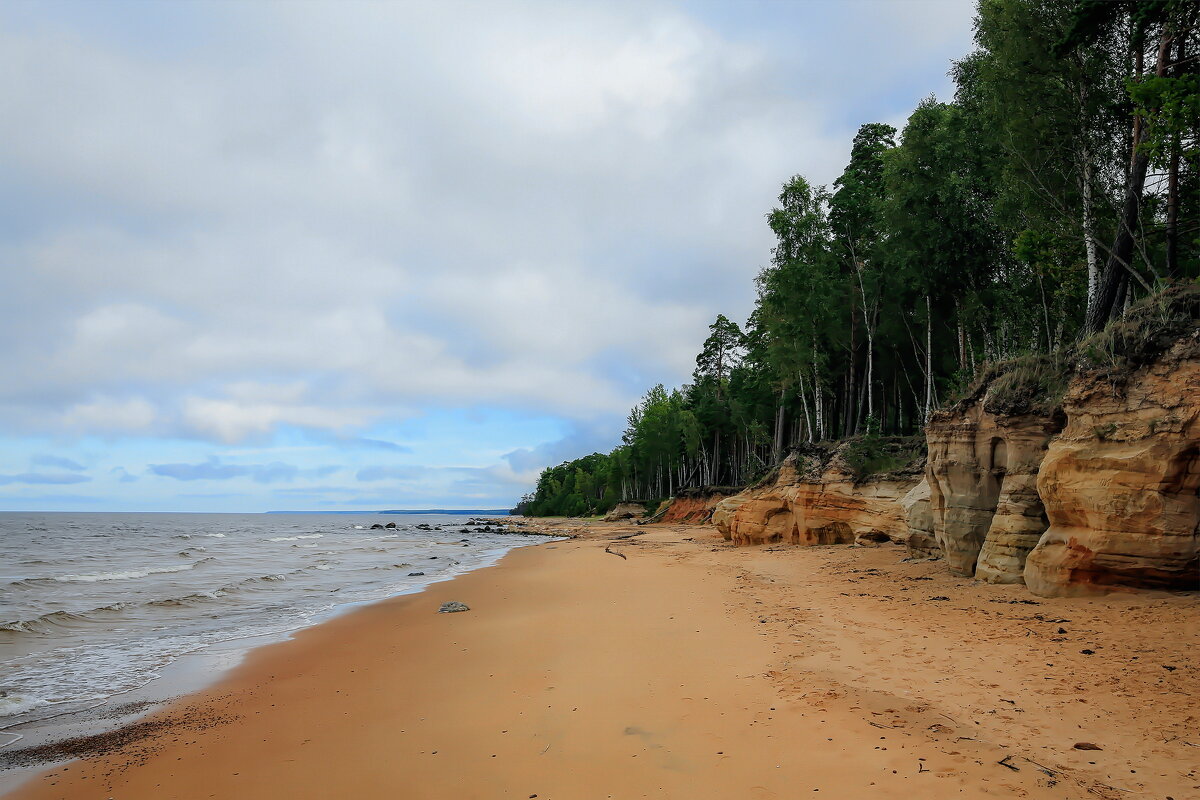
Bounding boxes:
[180,396,374,444]
[0,0,976,457]
[62,396,158,433]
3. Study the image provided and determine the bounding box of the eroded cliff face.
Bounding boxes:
[603,502,647,521]
[698,295,1198,598]
[659,490,740,524]
[1024,333,1200,596]
[711,447,921,549]
[922,303,1199,596]
[925,405,1063,582]
[899,480,938,558]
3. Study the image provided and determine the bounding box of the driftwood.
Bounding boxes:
[604,545,627,560]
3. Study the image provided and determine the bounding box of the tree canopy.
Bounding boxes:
[519,0,1198,517]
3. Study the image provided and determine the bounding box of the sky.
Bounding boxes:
[0,0,977,512]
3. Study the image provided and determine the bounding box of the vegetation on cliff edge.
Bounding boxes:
[519,0,1198,517]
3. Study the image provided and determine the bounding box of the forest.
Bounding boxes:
[518,0,1199,518]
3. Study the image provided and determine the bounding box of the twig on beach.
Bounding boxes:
[1024,758,1059,777]
[997,755,1020,771]
[604,545,627,560]
[1091,783,1136,794]
[918,761,929,773]
[868,721,897,729]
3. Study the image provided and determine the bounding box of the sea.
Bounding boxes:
[0,512,550,758]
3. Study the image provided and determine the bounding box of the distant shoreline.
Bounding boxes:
[264,509,512,515]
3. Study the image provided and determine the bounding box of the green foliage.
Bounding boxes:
[948,284,1198,418]
[840,435,925,482]
[1075,283,1200,374]
[525,0,1199,516]
[964,352,1074,415]
[1130,73,1200,162]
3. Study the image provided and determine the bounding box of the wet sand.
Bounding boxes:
[5,522,1197,799]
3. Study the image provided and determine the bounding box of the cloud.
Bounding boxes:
[503,422,622,474]
[0,493,97,505]
[355,465,424,482]
[0,1,973,450]
[271,485,359,496]
[345,437,411,453]
[148,457,338,483]
[0,472,91,485]
[0,1,976,509]
[60,396,158,434]
[111,466,139,483]
[180,395,374,444]
[31,454,86,471]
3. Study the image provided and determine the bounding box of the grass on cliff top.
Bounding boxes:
[840,434,926,482]
[1075,283,1200,375]
[955,283,1199,416]
[777,438,924,483]
[959,351,1073,416]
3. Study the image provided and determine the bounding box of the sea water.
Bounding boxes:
[0,512,546,732]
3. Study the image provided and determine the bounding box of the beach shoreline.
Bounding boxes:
[0,514,555,790]
[4,520,1196,799]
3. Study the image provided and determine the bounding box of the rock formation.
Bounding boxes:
[1025,331,1200,595]
[682,290,1198,598]
[603,502,647,522]
[658,489,740,524]
[925,403,1062,581]
[711,444,922,549]
[899,480,938,558]
[923,289,1198,595]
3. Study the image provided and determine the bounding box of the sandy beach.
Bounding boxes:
[4,521,1197,799]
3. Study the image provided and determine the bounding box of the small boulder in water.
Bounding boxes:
[438,601,470,613]
[370,523,384,530]
[408,571,425,576]
[385,522,397,529]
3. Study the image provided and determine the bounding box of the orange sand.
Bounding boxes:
[6,522,1197,799]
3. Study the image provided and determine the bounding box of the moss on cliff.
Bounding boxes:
[954,284,1200,417]
[840,435,926,482]
[1075,283,1200,376]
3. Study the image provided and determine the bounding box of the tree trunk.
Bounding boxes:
[846,302,857,436]
[924,294,933,424]
[811,336,824,441]
[1085,32,1172,334]
[1081,153,1100,309]
[798,371,814,443]
[710,432,721,487]
[773,388,785,461]
[1165,35,1185,278]
[854,266,875,428]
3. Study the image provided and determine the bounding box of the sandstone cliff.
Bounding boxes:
[926,287,1198,596]
[603,502,647,521]
[925,398,1063,582]
[1025,328,1200,595]
[658,488,741,524]
[703,288,1198,599]
[711,442,923,549]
